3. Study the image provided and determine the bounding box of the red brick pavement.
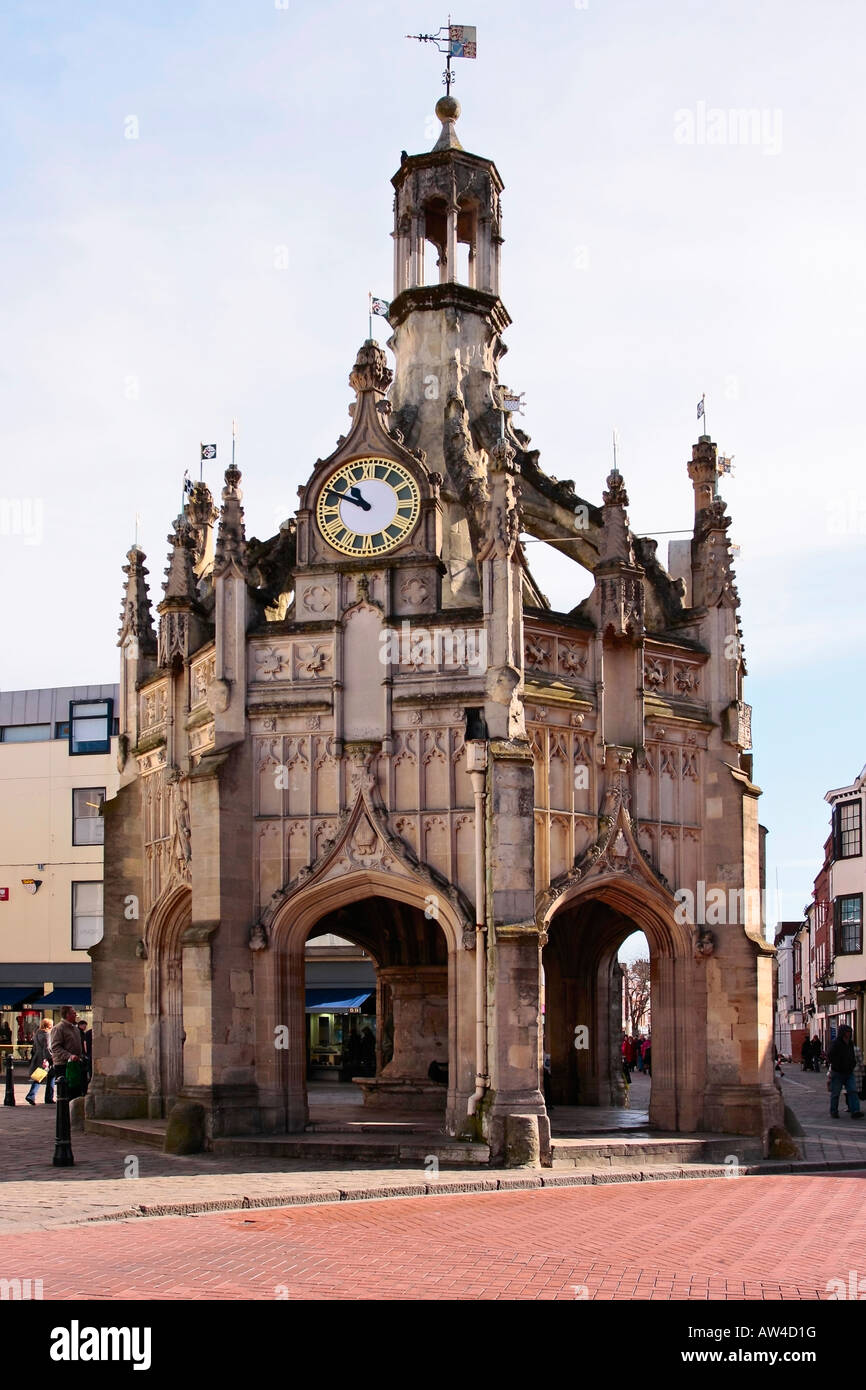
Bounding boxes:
[6,1172,864,1300]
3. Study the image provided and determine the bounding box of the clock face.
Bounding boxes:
[315,457,421,557]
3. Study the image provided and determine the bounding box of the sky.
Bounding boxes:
[1,0,864,924]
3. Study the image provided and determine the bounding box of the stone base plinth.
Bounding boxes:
[353,1077,447,1112]
[88,1089,148,1121]
[702,1083,784,1147]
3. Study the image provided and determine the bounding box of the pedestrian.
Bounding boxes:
[800,1037,812,1072]
[77,1019,92,1093]
[636,1035,645,1073]
[621,1034,632,1084]
[48,1006,85,1101]
[542,1051,554,1112]
[24,1018,54,1105]
[844,1045,865,1111]
[828,1025,864,1119]
[643,1038,652,1077]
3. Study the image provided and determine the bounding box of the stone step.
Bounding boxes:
[551,1133,764,1168]
[213,1133,490,1166]
[305,1120,442,1135]
[85,1118,168,1150]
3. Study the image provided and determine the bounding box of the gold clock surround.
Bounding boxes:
[315,456,421,557]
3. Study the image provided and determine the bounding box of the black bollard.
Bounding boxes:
[3,1053,15,1106]
[52,1074,74,1166]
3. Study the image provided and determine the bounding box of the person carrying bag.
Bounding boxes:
[48,1006,85,1101]
[24,1018,55,1105]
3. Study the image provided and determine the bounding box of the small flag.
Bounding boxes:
[696,396,705,421]
[183,470,193,497]
[449,24,477,58]
[371,297,390,317]
[201,443,217,460]
[717,454,735,475]
[501,391,525,414]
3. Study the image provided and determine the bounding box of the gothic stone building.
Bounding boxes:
[93,96,781,1163]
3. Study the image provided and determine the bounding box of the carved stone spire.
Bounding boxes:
[117,546,157,653]
[687,437,739,609]
[157,515,205,668]
[594,468,644,641]
[687,435,718,515]
[186,480,218,577]
[349,339,393,400]
[600,468,635,565]
[161,514,199,604]
[214,464,247,574]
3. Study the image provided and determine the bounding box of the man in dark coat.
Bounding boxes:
[828,1025,863,1119]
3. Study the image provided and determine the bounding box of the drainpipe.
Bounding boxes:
[466,739,489,1116]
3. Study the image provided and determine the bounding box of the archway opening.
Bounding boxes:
[618,930,652,1123]
[543,898,658,1135]
[295,895,451,1129]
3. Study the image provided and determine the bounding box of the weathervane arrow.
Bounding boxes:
[407,19,477,93]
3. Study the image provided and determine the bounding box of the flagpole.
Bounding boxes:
[612,427,619,474]
[368,291,373,341]
[232,419,237,469]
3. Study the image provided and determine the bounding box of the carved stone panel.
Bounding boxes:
[392,567,437,616]
[296,576,336,619]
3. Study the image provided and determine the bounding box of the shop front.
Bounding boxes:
[0,983,92,1062]
[306,989,376,1082]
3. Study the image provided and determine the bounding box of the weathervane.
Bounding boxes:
[406,18,477,94]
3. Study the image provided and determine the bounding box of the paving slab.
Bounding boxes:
[2,1068,864,1234]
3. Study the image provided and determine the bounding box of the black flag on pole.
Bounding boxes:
[201,443,217,461]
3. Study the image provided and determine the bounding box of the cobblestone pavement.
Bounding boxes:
[1,1172,863,1300]
[777,1067,866,1162]
[1,1069,862,1236]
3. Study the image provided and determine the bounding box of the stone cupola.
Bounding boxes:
[390,95,505,301]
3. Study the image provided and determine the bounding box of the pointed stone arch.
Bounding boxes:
[143,882,191,1118]
[538,801,703,1132]
[251,780,475,1134]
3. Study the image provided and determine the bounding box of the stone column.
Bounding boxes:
[487,927,550,1165]
[446,201,459,283]
[355,965,448,1111]
[89,781,149,1121]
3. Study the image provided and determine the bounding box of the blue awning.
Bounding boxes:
[305,989,373,1015]
[28,988,91,1008]
[0,986,43,1008]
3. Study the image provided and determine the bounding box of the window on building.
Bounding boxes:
[72,881,103,950]
[835,895,863,956]
[1,724,51,742]
[834,800,862,859]
[55,721,69,739]
[69,699,113,756]
[72,789,105,846]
